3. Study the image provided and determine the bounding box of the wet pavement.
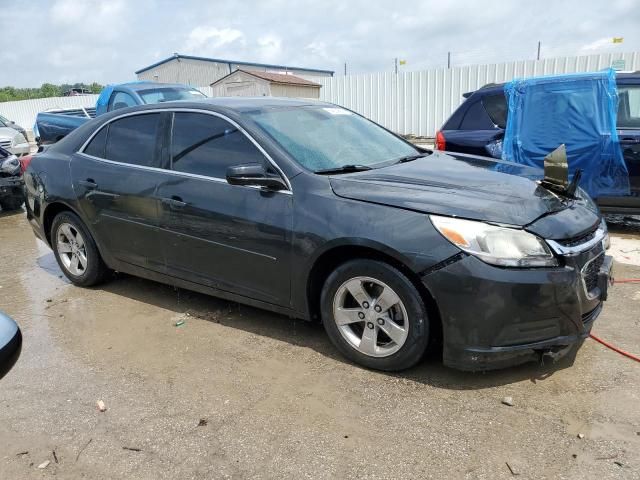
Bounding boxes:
[1,209,639,479]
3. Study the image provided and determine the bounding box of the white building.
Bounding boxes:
[210,69,321,99]
[135,53,334,87]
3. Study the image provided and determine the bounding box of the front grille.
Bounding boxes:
[582,253,604,295]
[556,227,597,248]
[0,140,11,149]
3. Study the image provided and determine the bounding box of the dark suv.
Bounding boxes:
[437,73,640,214]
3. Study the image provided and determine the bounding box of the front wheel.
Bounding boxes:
[320,259,430,371]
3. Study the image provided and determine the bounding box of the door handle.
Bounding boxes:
[161,196,187,209]
[620,137,640,144]
[79,179,98,189]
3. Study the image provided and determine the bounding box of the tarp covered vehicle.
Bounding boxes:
[437,71,640,214]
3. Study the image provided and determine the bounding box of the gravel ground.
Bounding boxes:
[0,210,639,480]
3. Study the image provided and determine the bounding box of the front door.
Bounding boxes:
[71,112,169,271]
[156,111,293,306]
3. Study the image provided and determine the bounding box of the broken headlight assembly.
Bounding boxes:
[430,215,558,267]
[0,155,20,175]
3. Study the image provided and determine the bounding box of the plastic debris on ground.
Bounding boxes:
[502,69,629,199]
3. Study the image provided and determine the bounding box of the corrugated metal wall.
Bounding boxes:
[2,52,638,136]
[318,51,640,137]
[0,95,99,133]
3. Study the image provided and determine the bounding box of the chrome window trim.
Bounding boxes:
[78,107,293,192]
[546,226,607,256]
[76,152,292,195]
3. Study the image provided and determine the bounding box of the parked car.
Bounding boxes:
[0,311,21,380]
[0,146,25,211]
[35,82,206,145]
[0,114,29,141]
[0,124,29,157]
[62,88,93,96]
[436,73,640,214]
[24,98,612,371]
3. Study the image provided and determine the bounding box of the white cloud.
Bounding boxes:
[184,26,245,53]
[257,34,282,62]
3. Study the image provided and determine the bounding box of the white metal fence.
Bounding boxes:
[317,51,640,137]
[0,95,99,134]
[1,52,638,137]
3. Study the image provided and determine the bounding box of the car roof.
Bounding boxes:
[464,71,640,98]
[106,96,333,114]
[115,82,202,92]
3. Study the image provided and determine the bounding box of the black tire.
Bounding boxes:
[0,196,24,211]
[51,211,110,287]
[320,259,430,371]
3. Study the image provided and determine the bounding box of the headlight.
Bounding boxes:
[0,155,20,174]
[430,215,558,267]
[600,217,610,250]
[12,133,27,146]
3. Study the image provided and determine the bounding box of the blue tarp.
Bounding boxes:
[502,69,629,198]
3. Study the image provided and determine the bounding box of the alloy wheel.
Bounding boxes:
[56,223,88,276]
[332,276,409,357]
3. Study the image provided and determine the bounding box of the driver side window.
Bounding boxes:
[170,112,266,178]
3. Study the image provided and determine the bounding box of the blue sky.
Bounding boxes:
[2,0,638,87]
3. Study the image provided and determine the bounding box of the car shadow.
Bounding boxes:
[0,206,24,219]
[34,260,574,391]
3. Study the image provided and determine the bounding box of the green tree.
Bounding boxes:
[0,82,104,102]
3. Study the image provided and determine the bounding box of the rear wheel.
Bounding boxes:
[51,211,109,286]
[0,196,24,211]
[321,259,430,371]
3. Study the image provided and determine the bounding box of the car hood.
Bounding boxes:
[0,127,23,142]
[329,151,599,236]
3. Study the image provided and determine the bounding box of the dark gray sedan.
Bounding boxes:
[23,98,612,371]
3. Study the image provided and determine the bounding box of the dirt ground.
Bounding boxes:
[0,210,639,480]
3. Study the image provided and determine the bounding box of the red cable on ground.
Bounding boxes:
[589,333,640,363]
[588,278,640,362]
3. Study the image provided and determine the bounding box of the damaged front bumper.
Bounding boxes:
[0,175,24,197]
[422,244,613,371]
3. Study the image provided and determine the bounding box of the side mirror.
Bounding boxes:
[226,163,288,191]
[0,311,21,380]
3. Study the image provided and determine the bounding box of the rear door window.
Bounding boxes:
[617,86,640,128]
[83,125,108,158]
[482,94,508,129]
[460,100,495,130]
[105,113,163,167]
[170,112,265,178]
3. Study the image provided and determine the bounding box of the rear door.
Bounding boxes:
[442,94,505,158]
[71,112,169,271]
[616,83,640,201]
[155,111,293,306]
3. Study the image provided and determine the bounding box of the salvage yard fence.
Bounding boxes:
[316,51,640,137]
[1,52,638,138]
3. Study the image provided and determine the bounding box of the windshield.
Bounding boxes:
[138,87,206,104]
[248,105,418,171]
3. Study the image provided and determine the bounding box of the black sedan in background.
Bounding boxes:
[24,98,612,371]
